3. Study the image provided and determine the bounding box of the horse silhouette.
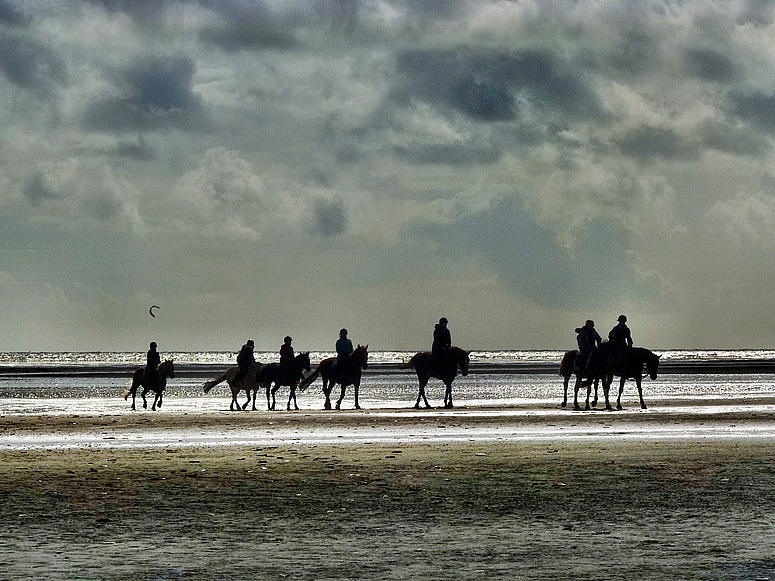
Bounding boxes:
[202,361,263,411]
[559,349,601,411]
[586,342,660,410]
[298,345,369,409]
[404,346,470,409]
[124,359,175,411]
[258,352,312,411]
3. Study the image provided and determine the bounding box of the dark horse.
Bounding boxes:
[587,342,661,410]
[259,352,312,411]
[298,345,369,409]
[202,361,263,411]
[559,349,601,411]
[124,360,175,411]
[404,347,470,409]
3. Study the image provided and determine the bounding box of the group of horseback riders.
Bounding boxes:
[574,314,633,374]
[141,318,455,391]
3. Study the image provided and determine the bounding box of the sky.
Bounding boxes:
[3,0,775,352]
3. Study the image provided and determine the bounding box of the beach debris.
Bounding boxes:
[149,305,160,317]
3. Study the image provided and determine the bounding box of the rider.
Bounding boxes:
[574,320,601,372]
[428,317,452,374]
[235,339,255,386]
[608,315,633,371]
[332,328,353,381]
[278,336,294,384]
[145,341,161,387]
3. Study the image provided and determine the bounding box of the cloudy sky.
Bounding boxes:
[3,0,775,352]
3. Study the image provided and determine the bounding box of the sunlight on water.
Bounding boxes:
[0,351,774,407]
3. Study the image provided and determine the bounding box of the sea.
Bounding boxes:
[2,349,775,414]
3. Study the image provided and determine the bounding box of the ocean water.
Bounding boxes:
[1,350,775,412]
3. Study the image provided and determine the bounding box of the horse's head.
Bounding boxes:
[646,351,660,380]
[353,344,369,369]
[162,360,175,378]
[454,347,470,376]
[298,352,311,372]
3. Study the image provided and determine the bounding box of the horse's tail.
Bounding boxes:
[297,365,321,392]
[202,372,228,394]
[403,352,425,369]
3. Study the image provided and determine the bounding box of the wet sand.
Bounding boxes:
[2,397,775,580]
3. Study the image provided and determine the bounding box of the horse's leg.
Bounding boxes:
[322,378,332,410]
[353,381,360,410]
[265,384,272,411]
[561,374,569,408]
[415,376,430,409]
[584,379,592,410]
[602,374,614,410]
[141,387,149,409]
[444,382,453,409]
[573,376,583,411]
[270,384,279,411]
[335,384,346,410]
[250,387,258,411]
[617,377,626,410]
[230,387,239,411]
[591,379,599,408]
[290,383,299,411]
[636,377,647,409]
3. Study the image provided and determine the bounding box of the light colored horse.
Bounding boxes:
[202,361,263,411]
[124,360,175,411]
[404,346,470,409]
[298,345,369,409]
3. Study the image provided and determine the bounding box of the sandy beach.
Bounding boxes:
[2,397,775,580]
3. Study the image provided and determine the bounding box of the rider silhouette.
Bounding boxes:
[608,315,633,371]
[428,317,451,374]
[145,341,161,387]
[279,336,294,384]
[235,339,255,386]
[332,328,353,381]
[575,320,601,372]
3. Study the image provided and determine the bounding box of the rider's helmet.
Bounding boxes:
[618,315,627,323]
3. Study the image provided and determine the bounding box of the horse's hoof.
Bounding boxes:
[560,401,567,408]
[617,404,623,411]
[444,403,453,409]
[585,403,590,411]
[335,404,341,410]
[143,403,147,409]
[574,405,582,411]
[641,404,648,410]
[425,404,432,409]
[591,400,598,408]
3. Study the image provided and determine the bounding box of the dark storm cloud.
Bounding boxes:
[411,197,576,307]
[606,31,656,76]
[87,0,169,24]
[615,126,701,163]
[736,0,775,25]
[198,0,298,51]
[731,91,775,134]
[0,0,28,25]
[23,173,60,204]
[396,48,602,123]
[314,198,347,237]
[699,120,771,157]
[684,48,736,83]
[393,143,501,165]
[0,32,66,99]
[82,57,205,132]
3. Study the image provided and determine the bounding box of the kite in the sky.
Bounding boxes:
[149,305,160,317]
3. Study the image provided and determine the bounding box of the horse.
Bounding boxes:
[124,360,175,411]
[587,342,661,410]
[404,347,470,409]
[259,352,312,411]
[298,345,369,409]
[559,349,601,411]
[201,361,263,411]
